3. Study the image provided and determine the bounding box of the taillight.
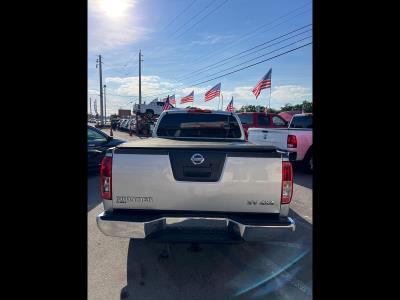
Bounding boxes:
[287,135,297,148]
[100,156,112,200]
[281,161,293,204]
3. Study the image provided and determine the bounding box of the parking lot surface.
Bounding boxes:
[88,129,312,299]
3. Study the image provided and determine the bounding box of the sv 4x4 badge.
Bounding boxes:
[247,200,274,206]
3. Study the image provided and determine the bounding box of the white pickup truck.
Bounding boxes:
[133,98,173,117]
[248,113,313,172]
[97,108,295,243]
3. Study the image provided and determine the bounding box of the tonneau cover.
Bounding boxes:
[115,137,278,151]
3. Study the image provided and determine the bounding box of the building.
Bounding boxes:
[118,109,131,118]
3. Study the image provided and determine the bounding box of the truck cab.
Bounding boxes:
[236,112,288,140]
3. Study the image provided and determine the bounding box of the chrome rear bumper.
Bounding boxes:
[97,211,295,242]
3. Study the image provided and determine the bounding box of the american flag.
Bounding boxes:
[252,68,272,99]
[169,94,176,104]
[162,95,175,104]
[204,83,221,101]
[163,95,171,111]
[180,91,194,104]
[225,96,234,112]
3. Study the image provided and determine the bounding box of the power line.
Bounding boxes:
[122,59,139,71]
[162,0,198,31]
[187,36,312,84]
[173,0,231,40]
[177,24,311,80]
[189,42,312,87]
[144,0,216,59]
[106,41,311,99]
[176,24,312,81]
[168,0,215,40]
[88,92,135,98]
[190,2,311,65]
[142,91,175,99]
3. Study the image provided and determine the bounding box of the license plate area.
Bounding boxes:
[169,150,226,182]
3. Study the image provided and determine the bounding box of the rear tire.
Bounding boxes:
[303,150,313,173]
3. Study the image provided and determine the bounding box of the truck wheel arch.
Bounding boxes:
[303,145,313,172]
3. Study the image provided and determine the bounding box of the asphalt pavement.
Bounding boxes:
[88,129,312,300]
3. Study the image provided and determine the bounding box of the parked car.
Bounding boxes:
[236,112,288,140]
[88,125,125,169]
[278,110,303,123]
[248,113,313,172]
[128,119,136,132]
[124,119,132,131]
[116,119,122,130]
[96,108,295,243]
[119,119,128,131]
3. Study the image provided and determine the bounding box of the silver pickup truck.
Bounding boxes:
[97,108,295,243]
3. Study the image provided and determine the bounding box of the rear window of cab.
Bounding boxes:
[157,113,242,138]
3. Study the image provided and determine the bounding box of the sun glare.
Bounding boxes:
[99,0,131,18]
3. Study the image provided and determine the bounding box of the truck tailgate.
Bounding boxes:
[248,128,288,150]
[111,147,283,214]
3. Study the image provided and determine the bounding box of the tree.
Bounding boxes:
[238,105,268,112]
[266,107,278,113]
[279,101,312,113]
[301,100,313,113]
[280,103,295,112]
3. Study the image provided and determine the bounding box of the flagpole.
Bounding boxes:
[221,94,224,110]
[269,69,272,114]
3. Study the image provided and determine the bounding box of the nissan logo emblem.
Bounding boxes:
[191,153,204,165]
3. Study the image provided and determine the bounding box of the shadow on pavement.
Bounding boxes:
[293,172,312,189]
[292,165,312,189]
[88,169,102,212]
[120,213,312,300]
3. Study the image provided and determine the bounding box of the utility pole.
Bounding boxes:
[96,55,104,126]
[139,50,143,109]
[104,84,107,123]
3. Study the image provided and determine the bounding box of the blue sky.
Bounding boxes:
[88,0,312,114]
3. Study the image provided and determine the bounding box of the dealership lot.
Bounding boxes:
[88,129,312,300]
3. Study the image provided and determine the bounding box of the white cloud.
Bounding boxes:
[105,75,182,97]
[271,85,312,105]
[89,76,312,113]
[189,34,236,46]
